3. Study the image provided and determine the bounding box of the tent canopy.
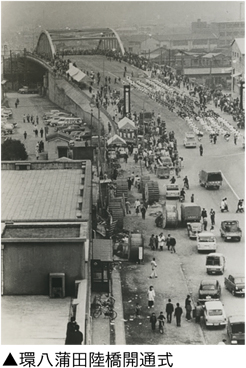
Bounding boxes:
[66,63,87,82]
[118,116,136,130]
[107,134,127,146]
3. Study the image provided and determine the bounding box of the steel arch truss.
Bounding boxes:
[36,28,125,59]
[36,30,56,60]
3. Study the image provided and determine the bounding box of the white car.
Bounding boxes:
[183,133,197,148]
[1,107,13,117]
[197,231,217,252]
[204,301,227,327]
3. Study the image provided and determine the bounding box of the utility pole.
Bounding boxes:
[10,50,14,90]
[239,80,245,110]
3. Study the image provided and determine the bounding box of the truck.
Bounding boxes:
[199,170,223,189]
[220,220,242,242]
[181,203,201,225]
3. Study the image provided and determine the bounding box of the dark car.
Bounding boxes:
[227,315,245,344]
[198,279,221,302]
[224,274,245,297]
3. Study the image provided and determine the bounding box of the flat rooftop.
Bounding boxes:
[1,296,71,345]
[1,169,82,220]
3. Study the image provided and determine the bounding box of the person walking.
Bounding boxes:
[203,217,208,231]
[150,312,157,331]
[141,205,146,220]
[40,127,44,138]
[149,234,155,250]
[23,114,26,123]
[147,286,155,308]
[27,114,30,123]
[174,303,183,327]
[125,200,131,214]
[23,131,27,140]
[199,144,203,156]
[166,234,171,251]
[159,232,165,251]
[127,177,132,191]
[150,258,157,278]
[201,208,207,220]
[170,236,176,253]
[154,235,159,250]
[194,302,203,323]
[135,199,141,216]
[157,312,166,334]
[185,299,192,321]
[191,194,194,203]
[210,209,215,229]
[166,299,174,323]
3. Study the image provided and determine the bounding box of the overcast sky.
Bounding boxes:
[1,1,244,33]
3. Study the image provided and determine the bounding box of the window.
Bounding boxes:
[208,309,223,316]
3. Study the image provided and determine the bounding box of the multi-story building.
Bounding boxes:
[211,20,245,47]
[231,38,245,104]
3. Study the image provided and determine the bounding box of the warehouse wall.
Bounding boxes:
[2,241,85,296]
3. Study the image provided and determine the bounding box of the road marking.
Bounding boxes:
[221,171,240,200]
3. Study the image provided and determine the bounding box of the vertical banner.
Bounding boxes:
[124,85,131,116]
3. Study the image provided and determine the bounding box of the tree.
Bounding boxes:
[1,138,28,161]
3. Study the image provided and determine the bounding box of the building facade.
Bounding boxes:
[231,38,245,104]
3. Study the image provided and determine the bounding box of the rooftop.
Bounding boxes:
[1,296,71,345]
[232,38,245,55]
[1,169,81,221]
[1,160,91,222]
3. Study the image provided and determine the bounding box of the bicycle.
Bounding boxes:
[93,303,117,320]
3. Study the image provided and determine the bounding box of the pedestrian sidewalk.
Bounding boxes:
[91,269,126,345]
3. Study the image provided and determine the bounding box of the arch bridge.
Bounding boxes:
[35,28,125,61]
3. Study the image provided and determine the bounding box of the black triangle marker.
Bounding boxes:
[3,353,18,366]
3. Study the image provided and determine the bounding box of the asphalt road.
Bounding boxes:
[4,56,244,345]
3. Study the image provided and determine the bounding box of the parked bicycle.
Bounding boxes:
[93,303,117,320]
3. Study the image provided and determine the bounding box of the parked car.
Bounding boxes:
[198,279,221,302]
[206,253,225,275]
[187,222,202,239]
[224,274,245,297]
[165,184,180,199]
[18,86,38,94]
[204,300,227,328]
[227,315,245,344]
[220,220,242,242]
[1,107,13,117]
[199,170,223,189]
[183,132,197,148]
[197,231,217,253]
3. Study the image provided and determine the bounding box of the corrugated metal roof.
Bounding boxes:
[93,239,113,262]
